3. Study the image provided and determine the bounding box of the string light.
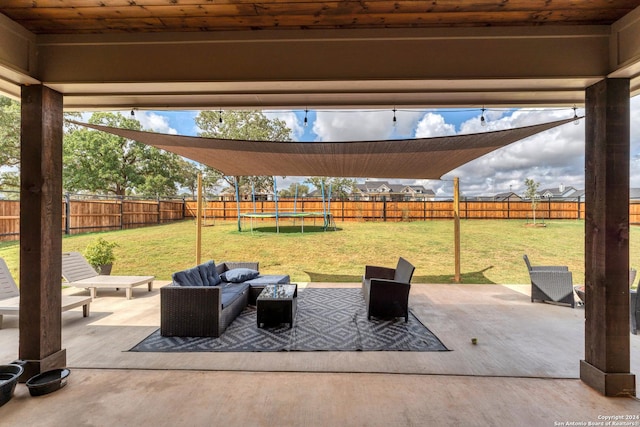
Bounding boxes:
[304,108,308,127]
[130,108,135,117]
[392,107,397,126]
[573,105,580,125]
[219,109,223,124]
[480,107,486,127]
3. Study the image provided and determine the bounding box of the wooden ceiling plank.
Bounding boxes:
[1,0,637,8]
[13,9,631,34]
[0,0,636,34]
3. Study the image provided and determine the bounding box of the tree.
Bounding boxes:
[178,163,222,199]
[0,99,84,191]
[304,177,356,199]
[63,112,189,197]
[279,183,310,198]
[0,96,20,190]
[195,110,293,197]
[524,178,541,224]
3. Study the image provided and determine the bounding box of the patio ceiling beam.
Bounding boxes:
[3,20,640,109]
[34,26,612,109]
[0,13,39,100]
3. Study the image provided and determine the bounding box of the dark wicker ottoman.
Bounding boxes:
[256,284,298,328]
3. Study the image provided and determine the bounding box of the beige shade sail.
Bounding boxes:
[70,117,578,179]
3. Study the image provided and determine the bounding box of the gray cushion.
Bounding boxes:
[243,274,290,286]
[198,260,221,286]
[221,268,259,283]
[172,266,205,287]
[220,282,250,308]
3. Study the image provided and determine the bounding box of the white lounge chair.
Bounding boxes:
[0,258,91,329]
[62,252,154,300]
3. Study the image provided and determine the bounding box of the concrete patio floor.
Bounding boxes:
[1,282,639,426]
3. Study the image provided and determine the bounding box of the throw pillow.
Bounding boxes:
[198,260,222,286]
[221,268,260,283]
[172,266,205,287]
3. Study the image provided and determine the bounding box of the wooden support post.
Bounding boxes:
[19,85,66,381]
[454,177,461,283]
[582,78,635,397]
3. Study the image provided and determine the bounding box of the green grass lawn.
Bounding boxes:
[1,218,638,285]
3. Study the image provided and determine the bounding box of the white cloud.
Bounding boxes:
[444,108,589,196]
[313,110,392,141]
[135,111,178,135]
[414,112,456,137]
[311,110,419,141]
[264,110,304,140]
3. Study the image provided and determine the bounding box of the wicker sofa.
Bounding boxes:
[160,260,290,337]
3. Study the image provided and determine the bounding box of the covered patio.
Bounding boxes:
[1,281,640,425]
[1,1,640,420]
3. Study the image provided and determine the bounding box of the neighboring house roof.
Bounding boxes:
[537,186,578,198]
[354,180,435,196]
[564,189,585,200]
[493,192,522,201]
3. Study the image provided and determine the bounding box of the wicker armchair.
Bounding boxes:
[523,254,574,308]
[362,257,415,322]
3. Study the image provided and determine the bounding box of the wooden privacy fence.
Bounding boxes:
[3,196,640,241]
[0,195,185,241]
[184,199,590,222]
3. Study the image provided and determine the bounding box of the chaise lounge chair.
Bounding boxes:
[362,257,415,322]
[0,258,91,328]
[523,254,574,308]
[62,252,154,300]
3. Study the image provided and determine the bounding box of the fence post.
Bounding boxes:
[182,197,186,219]
[64,193,71,235]
[577,196,581,219]
[120,196,124,230]
[383,197,387,222]
[507,197,510,219]
[548,196,552,220]
[464,197,467,218]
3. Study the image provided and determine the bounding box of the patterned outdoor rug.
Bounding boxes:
[130,288,448,352]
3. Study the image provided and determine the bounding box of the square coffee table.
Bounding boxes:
[256,284,297,328]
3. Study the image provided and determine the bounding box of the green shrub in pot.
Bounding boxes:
[84,237,118,275]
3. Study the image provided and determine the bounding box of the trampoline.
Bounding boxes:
[241,211,335,233]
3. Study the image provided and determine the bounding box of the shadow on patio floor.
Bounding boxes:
[305,266,495,284]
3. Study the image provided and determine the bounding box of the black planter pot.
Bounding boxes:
[99,263,113,275]
[0,364,24,407]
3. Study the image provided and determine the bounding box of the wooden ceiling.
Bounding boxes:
[1,0,639,34]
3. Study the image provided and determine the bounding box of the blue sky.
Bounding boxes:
[123,96,639,197]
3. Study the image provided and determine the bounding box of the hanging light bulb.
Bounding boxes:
[480,107,486,127]
[304,108,308,127]
[130,108,135,117]
[392,107,397,126]
[573,105,580,125]
[219,109,223,124]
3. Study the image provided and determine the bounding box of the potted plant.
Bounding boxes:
[84,237,118,275]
